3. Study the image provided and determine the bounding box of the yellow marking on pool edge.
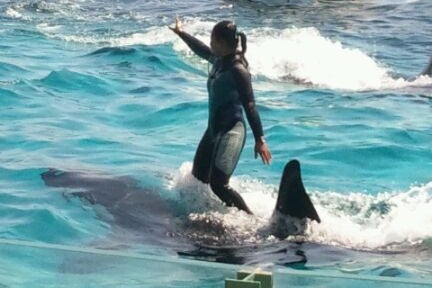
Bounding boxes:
[225,269,273,288]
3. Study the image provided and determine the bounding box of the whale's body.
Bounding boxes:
[41,160,322,265]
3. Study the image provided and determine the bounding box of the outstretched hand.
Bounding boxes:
[168,16,183,34]
[255,139,272,165]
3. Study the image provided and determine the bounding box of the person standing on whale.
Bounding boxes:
[170,18,272,214]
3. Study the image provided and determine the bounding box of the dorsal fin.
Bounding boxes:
[274,160,321,223]
[421,56,432,76]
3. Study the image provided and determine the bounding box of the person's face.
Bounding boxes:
[210,33,228,57]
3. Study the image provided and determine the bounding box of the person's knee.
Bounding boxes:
[192,168,209,184]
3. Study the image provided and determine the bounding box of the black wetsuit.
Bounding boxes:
[177,31,264,214]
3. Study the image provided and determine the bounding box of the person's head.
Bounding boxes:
[210,20,247,58]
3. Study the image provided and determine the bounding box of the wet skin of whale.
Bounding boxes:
[40,160,379,266]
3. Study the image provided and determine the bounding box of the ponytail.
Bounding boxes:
[238,31,247,55]
[237,31,249,68]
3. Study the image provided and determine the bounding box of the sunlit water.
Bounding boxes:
[1,0,432,285]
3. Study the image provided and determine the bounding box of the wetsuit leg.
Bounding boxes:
[209,122,253,214]
[192,129,213,184]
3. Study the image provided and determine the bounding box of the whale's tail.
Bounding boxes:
[274,160,321,223]
[421,56,432,76]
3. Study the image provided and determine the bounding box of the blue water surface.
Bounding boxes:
[0,0,432,286]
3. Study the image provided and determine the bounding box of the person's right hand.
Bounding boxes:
[169,17,183,34]
[255,139,272,165]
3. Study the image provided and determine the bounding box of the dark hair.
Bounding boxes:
[212,20,249,67]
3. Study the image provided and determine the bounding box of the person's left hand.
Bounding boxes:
[255,138,272,165]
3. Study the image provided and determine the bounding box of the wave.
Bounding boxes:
[3,0,160,26]
[168,162,432,250]
[0,195,107,244]
[88,47,138,56]
[0,167,111,244]
[40,69,112,95]
[0,88,22,105]
[0,62,29,84]
[40,18,432,91]
[307,183,432,250]
[0,62,28,74]
[5,6,29,20]
[4,0,85,21]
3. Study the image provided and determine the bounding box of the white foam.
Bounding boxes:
[42,18,432,91]
[5,0,87,23]
[166,161,224,214]
[168,162,432,249]
[190,22,428,90]
[5,7,26,20]
[45,18,214,50]
[308,182,432,250]
[36,23,62,32]
[32,16,432,91]
[166,162,277,244]
[379,0,420,4]
[238,25,431,90]
[166,162,277,218]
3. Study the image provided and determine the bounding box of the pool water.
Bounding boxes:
[0,0,432,286]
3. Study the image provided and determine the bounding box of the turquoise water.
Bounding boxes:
[1,0,432,286]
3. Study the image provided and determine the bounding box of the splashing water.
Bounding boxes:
[36,18,432,91]
[168,162,432,250]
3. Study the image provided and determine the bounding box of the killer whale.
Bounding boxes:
[269,159,321,239]
[40,169,183,247]
[275,159,320,222]
[421,56,432,76]
[40,160,321,265]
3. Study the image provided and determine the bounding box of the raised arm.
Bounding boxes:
[232,63,272,164]
[169,18,214,62]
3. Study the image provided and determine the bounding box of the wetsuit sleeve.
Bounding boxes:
[232,64,264,142]
[176,31,214,62]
